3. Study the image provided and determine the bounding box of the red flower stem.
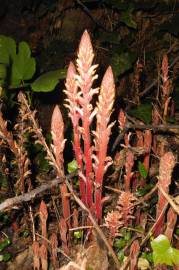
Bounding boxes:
[73,125,86,203]
[95,150,106,222]
[83,111,93,207]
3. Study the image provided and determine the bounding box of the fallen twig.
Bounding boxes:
[112,123,179,152]
[0,171,77,212]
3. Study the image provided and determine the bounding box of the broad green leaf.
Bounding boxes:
[129,103,152,124]
[111,52,136,78]
[138,161,148,179]
[120,7,137,29]
[0,35,16,65]
[151,234,179,266]
[0,64,7,85]
[11,41,36,87]
[67,159,78,174]
[31,69,66,92]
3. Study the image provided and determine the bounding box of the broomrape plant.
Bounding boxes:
[64,30,115,222]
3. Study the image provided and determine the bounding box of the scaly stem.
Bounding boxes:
[83,109,93,206]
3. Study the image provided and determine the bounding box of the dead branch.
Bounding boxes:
[0,171,77,212]
[0,178,61,212]
[112,123,179,152]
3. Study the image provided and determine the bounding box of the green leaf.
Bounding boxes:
[74,230,83,240]
[0,35,16,65]
[31,69,66,92]
[104,0,128,10]
[0,64,7,85]
[120,7,137,29]
[135,184,153,197]
[0,238,11,252]
[20,229,29,238]
[111,52,136,78]
[138,161,148,179]
[138,257,150,270]
[124,231,132,241]
[113,238,126,249]
[160,14,179,36]
[129,103,152,124]
[141,252,153,263]
[0,253,11,262]
[11,41,36,87]
[151,234,179,266]
[0,213,9,225]
[117,250,125,263]
[98,31,121,45]
[67,159,78,174]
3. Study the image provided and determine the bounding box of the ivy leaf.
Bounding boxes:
[31,69,66,92]
[104,0,128,10]
[138,161,148,179]
[160,14,179,37]
[98,31,121,45]
[120,7,137,29]
[0,35,16,65]
[67,159,78,174]
[0,64,7,85]
[11,41,36,87]
[129,103,152,124]
[111,52,136,78]
[151,234,179,266]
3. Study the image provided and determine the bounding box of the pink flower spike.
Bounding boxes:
[94,66,115,222]
[78,30,94,71]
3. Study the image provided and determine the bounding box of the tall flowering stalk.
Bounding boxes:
[65,30,98,208]
[93,66,115,221]
[75,31,98,207]
[65,30,115,222]
[155,152,175,236]
[161,54,173,121]
[64,62,86,203]
[51,105,71,227]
